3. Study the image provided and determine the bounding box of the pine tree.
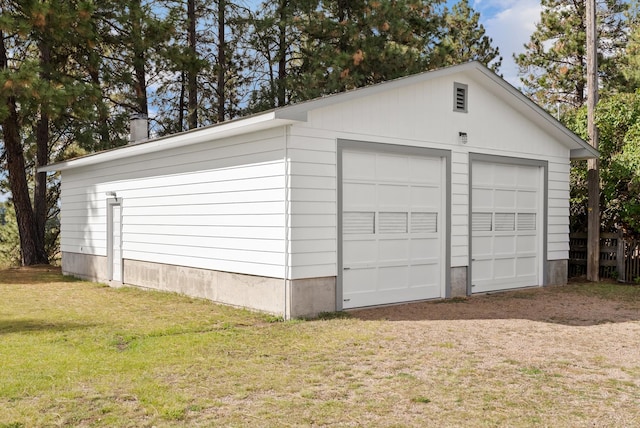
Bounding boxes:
[439,0,502,70]
[291,0,449,101]
[515,0,628,110]
[0,0,99,265]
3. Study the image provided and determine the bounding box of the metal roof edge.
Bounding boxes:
[39,111,296,172]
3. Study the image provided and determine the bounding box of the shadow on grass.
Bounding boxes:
[348,284,640,326]
[0,266,80,285]
[0,319,96,335]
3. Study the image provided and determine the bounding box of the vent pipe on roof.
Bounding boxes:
[129,113,149,144]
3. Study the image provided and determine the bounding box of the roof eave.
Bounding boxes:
[570,146,599,160]
[40,112,300,172]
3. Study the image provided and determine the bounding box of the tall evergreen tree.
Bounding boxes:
[0,0,98,265]
[245,0,501,110]
[515,0,628,110]
[294,0,448,100]
[439,0,502,70]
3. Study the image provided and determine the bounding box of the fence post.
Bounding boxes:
[617,230,626,283]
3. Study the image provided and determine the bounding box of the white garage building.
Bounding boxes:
[42,62,597,318]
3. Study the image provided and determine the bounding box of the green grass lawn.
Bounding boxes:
[1,267,639,427]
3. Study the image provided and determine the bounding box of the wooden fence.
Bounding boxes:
[569,232,640,282]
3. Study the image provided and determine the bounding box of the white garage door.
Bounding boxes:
[471,161,542,293]
[341,150,445,309]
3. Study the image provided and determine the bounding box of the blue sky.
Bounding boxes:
[465,0,542,87]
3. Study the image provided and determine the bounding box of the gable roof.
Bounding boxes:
[40,61,596,173]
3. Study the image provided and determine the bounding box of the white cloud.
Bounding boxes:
[479,0,542,88]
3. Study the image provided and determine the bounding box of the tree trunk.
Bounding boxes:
[88,55,112,150]
[217,0,226,123]
[34,40,51,251]
[277,0,287,107]
[1,34,48,265]
[178,70,186,132]
[131,0,148,116]
[187,0,198,129]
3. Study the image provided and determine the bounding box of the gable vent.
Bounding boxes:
[454,82,468,113]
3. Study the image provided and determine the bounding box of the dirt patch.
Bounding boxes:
[349,283,640,325]
[343,282,640,426]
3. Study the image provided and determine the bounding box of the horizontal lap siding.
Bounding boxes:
[60,129,287,278]
[547,160,570,260]
[451,151,469,267]
[287,132,337,279]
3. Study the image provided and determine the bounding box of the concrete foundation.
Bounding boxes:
[450,266,468,297]
[62,252,107,282]
[61,252,336,319]
[546,259,568,285]
[288,277,337,318]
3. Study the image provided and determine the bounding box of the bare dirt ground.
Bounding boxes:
[342,281,640,427]
[351,282,640,326]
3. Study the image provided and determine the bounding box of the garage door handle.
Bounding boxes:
[343,267,351,270]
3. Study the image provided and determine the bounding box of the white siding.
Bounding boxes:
[286,131,337,279]
[451,151,469,267]
[547,160,571,260]
[61,129,287,278]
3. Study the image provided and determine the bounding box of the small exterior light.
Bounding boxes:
[458,132,468,144]
[106,191,117,198]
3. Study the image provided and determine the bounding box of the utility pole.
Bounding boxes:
[586,0,600,281]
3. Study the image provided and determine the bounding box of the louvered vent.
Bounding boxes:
[517,213,536,230]
[472,213,492,231]
[454,82,468,112]
[411,212,437,233]
[379,212,408,234]
[495,213,516,231]
[343,212,375,234]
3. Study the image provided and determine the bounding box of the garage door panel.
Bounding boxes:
[343,183,376,208]
[473,162,493,185]
[378,239,409,261]
[379,212,408,234]
[471,161,542,294]
[378,266,409,291]
[517,191,538,209]
[343,268,377,294]
[343,239,377,264]
[376,154,409,182]
[342,149,444,309]
[517,257,537,275]
[472,235,493,256]
[517,235,537,252]
[494,235,516,254]
[343,212,375,235]
[494,190,517,208]
[494,258,516,278]
[411,186,442,209]
[410,263,440,287]
[495,165,518,182]
[473,259,493,280]
[343,152,376,180]
[378,185,409,206]
[410,157,442,184]
[517,167,539,185]
[410,238,440,259]
[472,188,494,209]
